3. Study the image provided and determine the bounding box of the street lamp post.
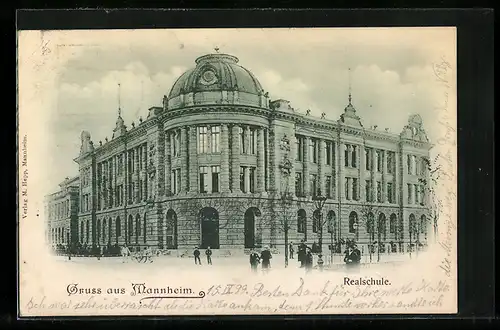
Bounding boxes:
[312,189,327,254]
[279,135,293,268]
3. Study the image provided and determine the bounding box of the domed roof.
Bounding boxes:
[168,53,265,105]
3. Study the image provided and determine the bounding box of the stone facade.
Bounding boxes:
[46,53,433,255]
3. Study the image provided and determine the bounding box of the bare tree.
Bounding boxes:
[359,201,385,263]
[419,155,441,244]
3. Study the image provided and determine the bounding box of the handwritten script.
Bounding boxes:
[24,278,451,315]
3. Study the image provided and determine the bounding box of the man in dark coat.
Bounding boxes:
[305,251,314,273]
[260,246,272,271]
[205,246,213,265]
[298,240,310,268]
[193,246,201,265]
[344,244,361,271]
[249,249,261,273]
[289,242,295,259]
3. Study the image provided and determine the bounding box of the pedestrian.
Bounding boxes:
[260,246,272,272]
[249,249,260,273]
[317,254,324,271]
[193,246,201,265]
[305,250,313,273]
[289,242,294,259]
[344,243,361,272]
[121,244,131,263]
[298,240,309,268]
[205,246,212,265]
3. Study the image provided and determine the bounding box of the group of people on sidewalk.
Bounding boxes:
[193,246,212,265]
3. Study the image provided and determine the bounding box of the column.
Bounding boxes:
[265,129,270,192]
[339,142,345,200]
[346,145,352,167]
[371,149,377,202]
[382,150,388,203]
[157,127,165,197]
[113,156,118,206]
[180,127,188,193]
[220,124,230,193]
[165,132,171,195]
[142,146,148,200]
[134,148,140,203]
[124,151,128,206]
[359,144,366,201]
[188,126,198,193]
[256,127,265,193]
[230,125,240,193]
[318,139,325,195]
[303,136,310,196]
[244,166,250,193]
[288,134,296,196]
[244,126,250,154]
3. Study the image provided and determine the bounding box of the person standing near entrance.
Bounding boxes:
[305,250,313,273]
[193,246,201,265]
[260,246,272,272]
[205,246,213,265]
[249,249,260,273]
[289,242,295,259]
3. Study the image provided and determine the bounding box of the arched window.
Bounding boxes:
[143,214,147,243]
[312,210,321,233]
[80,222,84,243]
[420,215,426,234]
[165,209,178,249]
[348,211,358,233]
[327,211,336,236]
[377,213,387,241]
[102,218,107,242]
[297,209,306,234]
[116,217,121,237]
[128,215,134,238]
[389,214,397,234]
[96,219,101,245]
[409,214,417,235]
[366,212,375,238]
[86,220,89,244]
[108,218,113,244]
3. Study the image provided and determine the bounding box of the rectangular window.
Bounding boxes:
[309,139,317,163]
[377,181,382,202]
[249,167,255,193]
[311,174,318,196]
[171,169,181,194]
[345,178,350,200]
[325,141,332,165]
[352,178,358,200]
[351,146,357,168]
[344,145,349,167]
[199,166,209,193]
[326,176,332,198]
[407,154,412,175]
[366,180,371,202]
[387,152,394,174]
[295,172,303,197]
[175,131,181,157]
[365,148,371,171]
[414,184,419,204]
[377,150,383,172]
[211,166,220,193]
[295,136,303,161]
[198,126,208,154]
[176,169,181,194]
[407,183,413,204]
[250,128,257,155]
[420,184,425,205]
[210,126,220,153]
[240,167,245,192]
[387,182,393,203]
[239,127,245,154]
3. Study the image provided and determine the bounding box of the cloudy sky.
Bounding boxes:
[33,28,455,192]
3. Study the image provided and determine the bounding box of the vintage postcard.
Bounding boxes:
[17,27,457,316]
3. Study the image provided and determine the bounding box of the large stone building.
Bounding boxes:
[47,53,432,256]
[45,176,80,249]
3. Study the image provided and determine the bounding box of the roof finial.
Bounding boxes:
[118,83,122,117]
[214,46,220,53]
[348,67,352,105]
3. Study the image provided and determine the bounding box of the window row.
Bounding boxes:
[48,200,70,220]
[407,183,425,205]
[347,212,427,237]
[50,227,68,244]
[407,154,428,176]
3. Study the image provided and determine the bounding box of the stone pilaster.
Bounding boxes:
[189,126,198,193]
[220,124,230,193]
[360,144,366,201]
[165,132,171,195]
[288,134,297,196]
[303,136,310,196]
[134,148,140,203]
[339,142,345,200]
[318,139,325,195]
[256,127,265,193]
[382,149,387,203]
[230,125,240,193]
[371,148,377,202]
[265,129,270,192]
[244,126,250,154]
[180,127,189,193]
